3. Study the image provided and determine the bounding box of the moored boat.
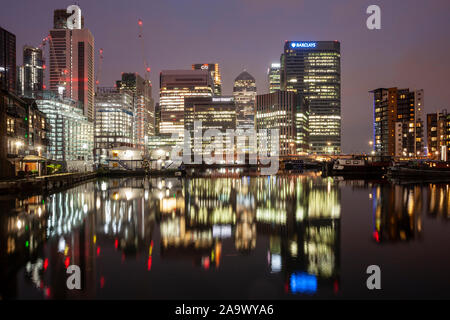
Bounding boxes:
[329,158,390,176]
[388,161,450,178]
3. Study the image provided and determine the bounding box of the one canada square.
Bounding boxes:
[281,41,341,154]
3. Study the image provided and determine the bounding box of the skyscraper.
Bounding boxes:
[371,88,424,157]
[256,91,309,156]
[49,6,95,121]
[192,63,222,95]
[281,41,341,154]
[116,73,154,150]
[159,70,213,137]
[268,63,280,93]
[17,46,44,97]
[233,70,257,132]
[0,27,16,93]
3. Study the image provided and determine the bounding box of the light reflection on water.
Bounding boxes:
[1,173,450,299]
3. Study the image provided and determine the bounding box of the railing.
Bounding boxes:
[117,160,131,170]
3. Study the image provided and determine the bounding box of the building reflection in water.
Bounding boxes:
[5,173,449,298]
[428,184,450,219]
[1,174,342,298]
[168,173,342,294]
[372,184,423,243]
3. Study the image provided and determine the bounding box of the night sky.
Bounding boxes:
[1,0,449,153]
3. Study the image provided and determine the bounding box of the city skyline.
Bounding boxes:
[1,0,450,153]
[3,1,450,305]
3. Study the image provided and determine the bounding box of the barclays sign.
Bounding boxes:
[290,42,316,48]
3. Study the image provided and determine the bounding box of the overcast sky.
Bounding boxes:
[2,0,449,153]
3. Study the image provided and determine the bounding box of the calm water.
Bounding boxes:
[1,171,450,299]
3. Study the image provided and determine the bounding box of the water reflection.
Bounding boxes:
[372,184,423,243]
[1,174,449,299]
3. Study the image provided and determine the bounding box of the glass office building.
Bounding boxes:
[0,27,16,93]
[233,71,257,132]
[159,70,213,138]
[256,91,309,156]
[281,41,340,154]
[184,96,236,159]
[268,63,280,93]
[16,46,44,98]
[94,87,134,161]
[35,91,93,161]
[116,73,155,150]
[192,63,222,96]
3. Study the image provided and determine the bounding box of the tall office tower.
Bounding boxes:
[184,96,236,158]
[268,63,280,93]
[192,63,222,95]
[94,87,134,161]
[256,91,309,156]
[371,88,425,157]
[159,70,213,137]
[233,70,257,131]
[281,41,340,154]
[116,73,154,150]
[427,110,449,161]
[17,46,44,97]
[0,27,16,93]
[49,6,95,121]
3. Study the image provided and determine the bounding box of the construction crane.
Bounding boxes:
[95,48,103,92]
[138,19,151,81]
[137,19,151,158]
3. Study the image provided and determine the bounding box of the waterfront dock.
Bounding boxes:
[0,172,97,195]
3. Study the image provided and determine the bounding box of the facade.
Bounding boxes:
[256,91,309,156]
[184,96,236,159]
[159,70,213,137]
[427,110,450,160]
[268,63,280,93]
[371,88,424,157]
[0,27,16,93]
[192,63,222,95]
[154,102,161,135]
[94,87,134,162]
[35,91,92,162]
[17,46,44,97]
[116,73,155,150]
[49,7,95,121]
[233,71,257,132]
[1,89,49,177]
[281,41,340,154]
[21,97,49,158]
